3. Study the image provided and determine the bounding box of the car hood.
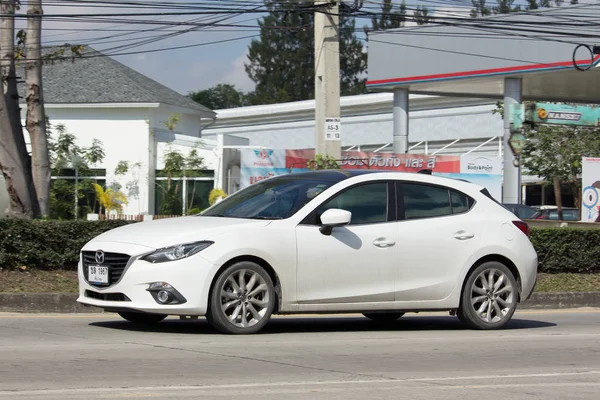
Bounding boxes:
[86,216,271,249]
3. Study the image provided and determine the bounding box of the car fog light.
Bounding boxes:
[149,282,173,290]
[157,290,171,303]
[146,283,187,305]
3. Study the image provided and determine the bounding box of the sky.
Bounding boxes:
[16,0,580,96]
[16,0,471,96]
[33,1,263,94]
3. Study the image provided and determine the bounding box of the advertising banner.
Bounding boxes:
[240,148,287,188]
[286,149,461,173]
[460,154,503,175]
[456,154,504,201]
[581,157,600,222]
[240,148,503,201]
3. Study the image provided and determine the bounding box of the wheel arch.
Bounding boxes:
[208,255,283,313]
[461,254,523,303]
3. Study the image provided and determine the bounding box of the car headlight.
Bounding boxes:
[141,241,214,263]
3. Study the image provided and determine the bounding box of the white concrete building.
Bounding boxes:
[0,47,218,217]
[1,50,558,217]
[205,93,508,194]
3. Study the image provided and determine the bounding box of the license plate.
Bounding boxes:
[88,265,109,284]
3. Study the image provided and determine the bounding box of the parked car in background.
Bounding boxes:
[503,204,538,220]
[531,207,580,221]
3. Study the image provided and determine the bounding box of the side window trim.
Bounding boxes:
[395,181,405,221]
[387,181,397,222]
[299,180,394,226]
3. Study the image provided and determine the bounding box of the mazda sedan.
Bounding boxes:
[78,170,538,334]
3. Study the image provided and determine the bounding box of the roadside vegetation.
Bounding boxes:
[1,221,599,293]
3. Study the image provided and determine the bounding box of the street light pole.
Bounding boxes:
[314,1,341,159]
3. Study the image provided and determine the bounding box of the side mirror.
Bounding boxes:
[319,208,351,236]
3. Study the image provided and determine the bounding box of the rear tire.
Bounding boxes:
[363,312,405,322]
[118,311,167,325]
[206,262,276,334]
[457,261,518,330]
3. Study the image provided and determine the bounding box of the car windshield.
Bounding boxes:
[200,176,338,220]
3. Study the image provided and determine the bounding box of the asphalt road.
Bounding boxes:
[1,309,600,399]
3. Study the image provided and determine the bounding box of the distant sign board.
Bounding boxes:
[511,102,600,132]
[325,118,341,141]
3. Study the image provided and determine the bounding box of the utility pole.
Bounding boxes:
[314,1,341,159]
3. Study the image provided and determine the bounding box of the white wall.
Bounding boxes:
[149,107,217,171]
[45,107,152,215]
[0,105,217,218]
[203,96,504,156]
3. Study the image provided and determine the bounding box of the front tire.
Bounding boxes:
[118,311,167,325]
[457,261,518,330]
[206,262,276,334]
[363,312,404,322]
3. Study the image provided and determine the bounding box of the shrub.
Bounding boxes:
[1,222,600,274]
[209,188,227,206]
[530,228,600,274]
[0,219,132,270]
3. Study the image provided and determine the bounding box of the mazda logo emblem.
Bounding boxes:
[95,250,105,265]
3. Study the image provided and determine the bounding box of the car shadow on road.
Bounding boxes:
[89,315,556,335]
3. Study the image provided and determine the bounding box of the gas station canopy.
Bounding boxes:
[366,4,600,103]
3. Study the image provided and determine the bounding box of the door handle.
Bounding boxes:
[373,238,396,248]
[454,230,475,240]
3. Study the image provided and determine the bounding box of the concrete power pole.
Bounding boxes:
[314,1,341,159]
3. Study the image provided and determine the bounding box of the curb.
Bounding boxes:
[0,293,101,313]
[1,292,599,313]
[520,291,600,309]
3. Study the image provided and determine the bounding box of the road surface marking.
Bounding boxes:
[1,370,599,396]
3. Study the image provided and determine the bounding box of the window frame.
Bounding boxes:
[300,180,396,226]
[396,181,476,222]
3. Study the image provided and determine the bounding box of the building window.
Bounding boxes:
[154,170,214,215]
[50,169,107,219]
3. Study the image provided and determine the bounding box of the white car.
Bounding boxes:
[78,170,538,334]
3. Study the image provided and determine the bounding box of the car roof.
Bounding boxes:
[277,170,484,192]
[274,170,376,182]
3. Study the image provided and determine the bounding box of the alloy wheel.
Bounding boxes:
[470,268,515,324]
[219,268,271,329]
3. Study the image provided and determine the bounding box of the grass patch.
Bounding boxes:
[535,273,600,293]
[1,269,599,294]
[0,268,78,293]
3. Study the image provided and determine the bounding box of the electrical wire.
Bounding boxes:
[4,0,600,66]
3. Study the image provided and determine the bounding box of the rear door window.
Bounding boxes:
[400,183,474,220]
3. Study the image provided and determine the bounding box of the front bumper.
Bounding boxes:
[77,242,220,315]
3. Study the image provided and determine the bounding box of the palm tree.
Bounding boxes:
[92,183,128,217]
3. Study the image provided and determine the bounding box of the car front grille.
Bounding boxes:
[82,251,131,287]
[84,290,131,302]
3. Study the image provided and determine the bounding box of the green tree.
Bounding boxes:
[0,1,84,219]
[471,0,492,17]
[188,84,248,110]
[472,0,574,16]
[48,124,107,219]
[307,154,340,170]
[494,0,521,13]
[157,144,206,215]
[367,0,407,31]
[521,124,600,220]
[245,1,367,105]
[414,6,432,25]
[92,183,128,216]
